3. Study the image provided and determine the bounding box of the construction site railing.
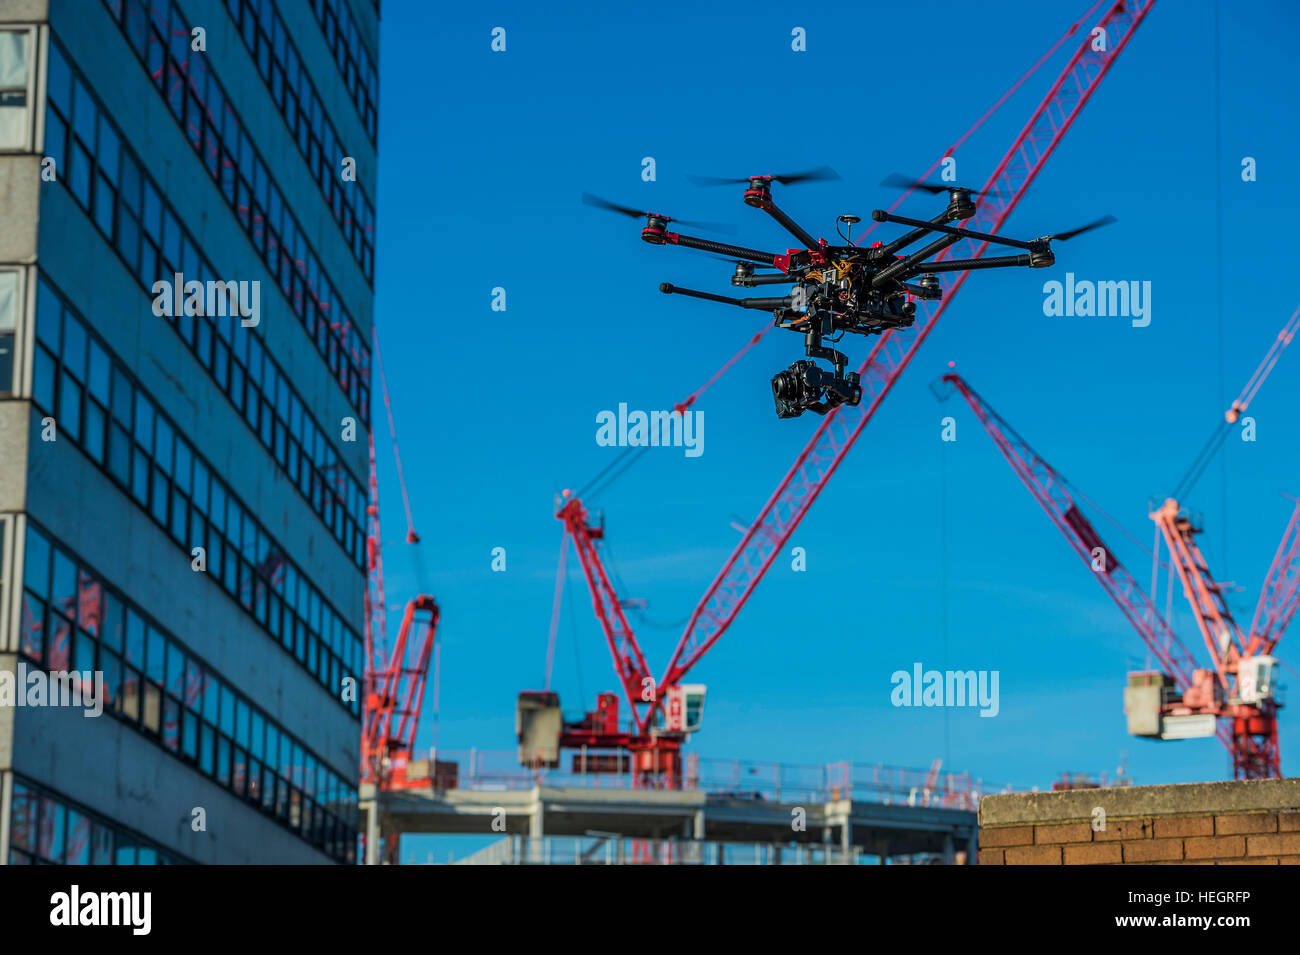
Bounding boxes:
[406,749,1010,808]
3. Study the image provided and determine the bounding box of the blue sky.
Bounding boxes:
[370,0,1300,818]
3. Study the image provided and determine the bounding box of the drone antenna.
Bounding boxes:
[836,214,861,246]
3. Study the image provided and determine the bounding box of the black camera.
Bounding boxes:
[770,360,862,418]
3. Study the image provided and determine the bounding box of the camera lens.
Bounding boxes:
[771,362,814,418]
[771,369,798,401]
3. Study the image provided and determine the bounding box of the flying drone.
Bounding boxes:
[583,168,1114,418]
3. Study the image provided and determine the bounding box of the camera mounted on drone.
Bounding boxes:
[583,168,1114,418]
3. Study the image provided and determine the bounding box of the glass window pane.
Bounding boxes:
[119,150,141,212]
[35,279,60,349]
[50,548,76,618]
[47,38,70,110]
[62,312,86,378]
[69,139,91,205]
[87,338,110,402]
[23,524,50,594]
[124,608,145,665]
[133,389,153,451]
[65,809,90,865]
[142,178,161,237]
[38,797,65,862]
[145,625,165,683]
[101,590,123,650]
[111,366,132,425]
[33,345,54,410]
[166,644,184,696]
[154,416,173,473]
[77,569,102,635]
[19,592,44,660]
[184,658,203,709]
[201,671,217,724]
[97,113,120,183]
[92,824,114,864]
[219,683,234,734]
[58,370,81,440]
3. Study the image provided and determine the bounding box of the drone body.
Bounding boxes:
[585,170,1112,418]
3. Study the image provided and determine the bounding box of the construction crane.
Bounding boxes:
[1172,304,1300,502]
[360,330,442,793]
[519,0,1156,785]
[940,372,1293,778]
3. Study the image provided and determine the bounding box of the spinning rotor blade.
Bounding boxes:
[1045,215,1117,241]
[880,172,987,196]
[686,166,840,187]
[580,193,735,233]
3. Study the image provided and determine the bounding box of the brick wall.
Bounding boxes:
[978,778,1300,865]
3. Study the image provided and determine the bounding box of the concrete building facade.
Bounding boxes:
[0,0,378,864]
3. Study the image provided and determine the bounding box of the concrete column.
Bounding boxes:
[364,798,379,866]
[693,808,705,840]
[943,832,955,865]
[0,771,11,863]
[528,796,544,863]
[841,815,852,864]
[966,828,978,865]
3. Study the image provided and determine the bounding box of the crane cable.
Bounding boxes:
[544,528,568,690]
[1172,303,1300,503]
[373,327,420,544]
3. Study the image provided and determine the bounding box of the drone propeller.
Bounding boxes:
[1044,215,1117,242]
[686,166,841,187]
[581,192,735,233]
[879,172,989,196]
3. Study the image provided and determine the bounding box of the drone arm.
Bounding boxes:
[871,233,963,288]
[665,232,780,267]
[756,197,820,251]
[892,253,1039,281]
[659,283,792,310]
[871,209,1034,251]
[875,209,956,258]
[735,271,799,287]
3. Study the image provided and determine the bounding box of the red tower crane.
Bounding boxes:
[520,0,1157,784]
[941,372,1292,778]
[360,331,441,791]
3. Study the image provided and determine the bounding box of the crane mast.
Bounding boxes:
[361,331,441,792]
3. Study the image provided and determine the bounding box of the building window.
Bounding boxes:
[0,269,17,394]
[41,47,369,565]
[223,0,376,271]
[7,777,191,865]
[17,522,359,863]
[46,33,370,424]
[0,29,32,150]
[31,276,366,712]
[305,0,378,143]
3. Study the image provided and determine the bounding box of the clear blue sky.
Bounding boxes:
[371,0,1300,816]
